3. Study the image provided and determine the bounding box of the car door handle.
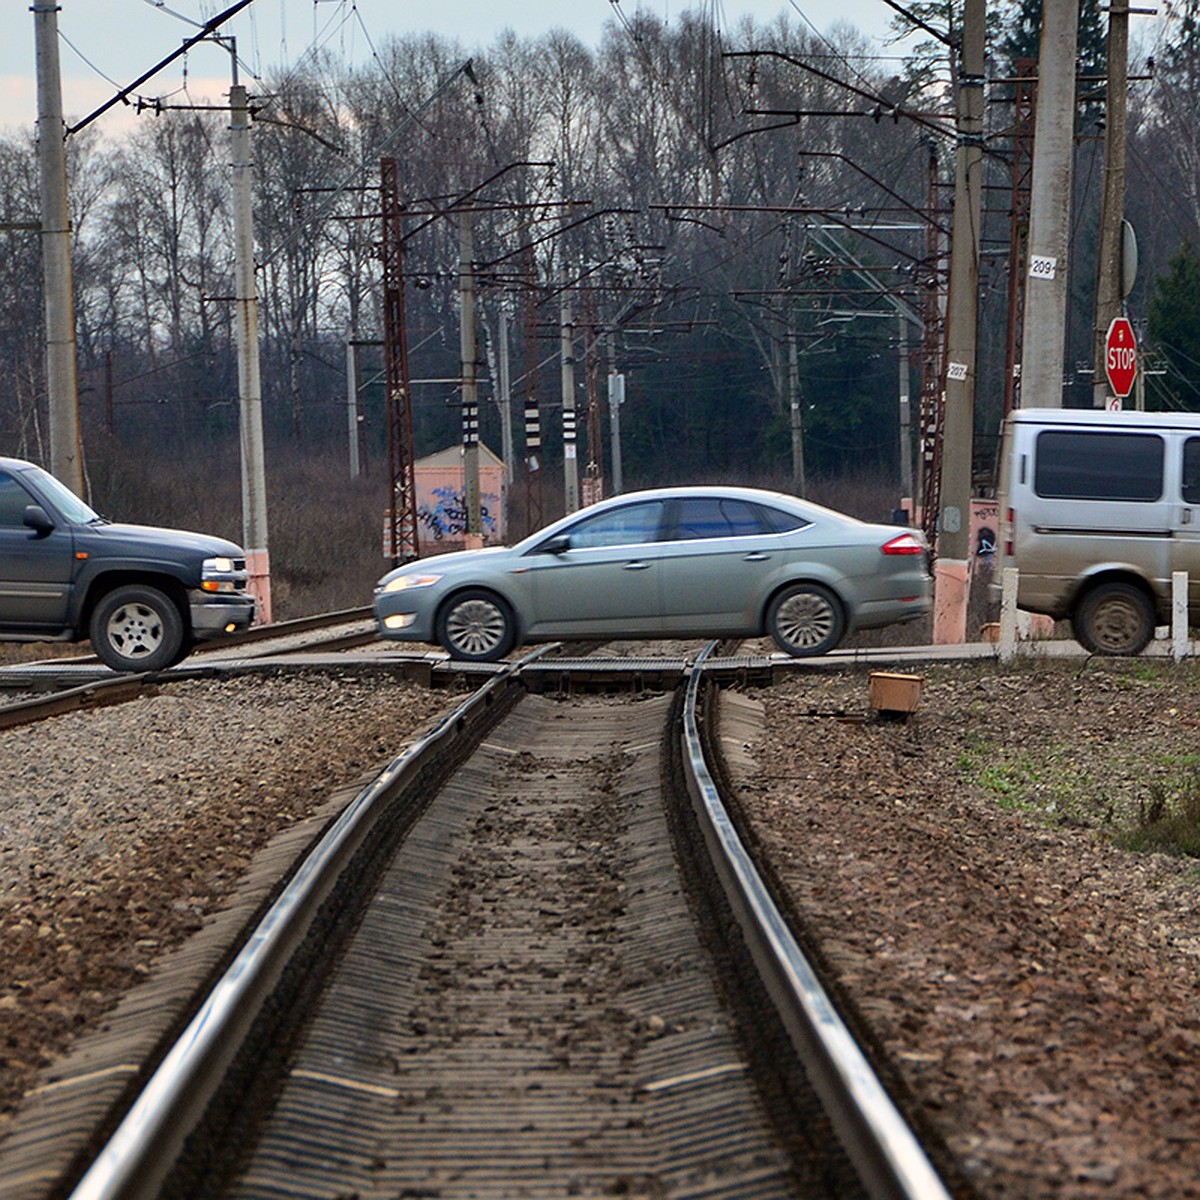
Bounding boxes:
[742,552,770,562]
[623,561,651,571]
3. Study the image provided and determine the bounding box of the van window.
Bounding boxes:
[1034,430,1163,501]
[1183,439,1200,504]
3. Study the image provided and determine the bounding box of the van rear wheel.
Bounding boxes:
[1072,582,1155,655]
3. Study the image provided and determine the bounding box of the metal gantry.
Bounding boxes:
[381,158,421,565]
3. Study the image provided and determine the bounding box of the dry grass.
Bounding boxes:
[83,440,390,620]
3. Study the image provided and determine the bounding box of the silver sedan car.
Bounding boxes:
[374,485,932,661]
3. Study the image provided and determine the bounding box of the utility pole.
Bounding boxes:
[345,332,361,478]
[787,321,806,496]
[560,272,580,513]
[498,303,514,483]
[458,210,482,542]
[33,1,81,492]
[608,329,625,497]
[1093,0,1130,408]
[1021,0,1080,408]
[522,243,544,536]
[934,0,985,643]
[230,79,272,622]
[898,313,914,507]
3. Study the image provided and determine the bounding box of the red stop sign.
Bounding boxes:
[1105,316,1138,398]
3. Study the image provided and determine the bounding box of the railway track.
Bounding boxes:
[0,610,395,726]
[2,646,952,1200]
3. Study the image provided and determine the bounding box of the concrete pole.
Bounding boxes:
[458,211,482,541]
[1021,0,1080,408]
[1092,0,1130,408]
[345,333,360,479]
[898,312,914,509]
[230,82,272,623]
[606,328,624,495]
[787,322,806,496]
[33,1,81,493]
[560,274,579,513]
[934,0,985,644]
[498,304,513,484]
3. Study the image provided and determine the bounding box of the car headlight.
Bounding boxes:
[380,573,443,594]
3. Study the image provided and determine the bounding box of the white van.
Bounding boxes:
[996,407,1200,654]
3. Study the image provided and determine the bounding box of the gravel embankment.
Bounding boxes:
[0,671,451,1134]
[728,658,1200,1199]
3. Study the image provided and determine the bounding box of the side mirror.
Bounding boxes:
[23,505,54,537]
[539,534,571,555]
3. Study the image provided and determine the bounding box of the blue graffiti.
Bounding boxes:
[418,485,500,541]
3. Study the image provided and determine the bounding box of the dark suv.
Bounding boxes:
[0,456,255,671]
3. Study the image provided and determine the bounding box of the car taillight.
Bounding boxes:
[1005,507,1014,557]
[881,533,925,555]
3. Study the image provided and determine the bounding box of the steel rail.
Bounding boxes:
[684,642,952,1200]
[0,607,376,677]
[192,605,374,650]
[0,673,158,730]
[64,644,553,1200]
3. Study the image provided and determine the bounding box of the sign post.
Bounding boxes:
[1104,316,1138,403]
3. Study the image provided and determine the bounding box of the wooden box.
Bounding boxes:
[868,671,925,715]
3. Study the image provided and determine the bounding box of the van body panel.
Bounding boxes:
[997,408,1200,642]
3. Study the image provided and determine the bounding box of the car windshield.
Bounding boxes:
[28,465,104,524]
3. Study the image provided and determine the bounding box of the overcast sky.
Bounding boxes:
[2,0,911,136]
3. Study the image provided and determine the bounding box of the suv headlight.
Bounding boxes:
[201,556,248,594]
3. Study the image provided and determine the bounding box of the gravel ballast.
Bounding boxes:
[0,670,451,1137]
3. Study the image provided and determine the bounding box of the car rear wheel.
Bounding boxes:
[1072,582,1155,655]
[90,584,185,672]
[767,583,845,657]
[437,589,516,662]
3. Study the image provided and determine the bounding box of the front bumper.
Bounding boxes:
[189,591,256,638]
[373,594,438,643]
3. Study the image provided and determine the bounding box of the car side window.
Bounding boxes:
[758,502,811,533]
[560,500,666,549]
[668,497,781,540]
[1183,439,1200,505]
[0,471,34,528]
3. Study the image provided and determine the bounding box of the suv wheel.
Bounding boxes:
[1072,582,1155,656]
[90,585,185,672]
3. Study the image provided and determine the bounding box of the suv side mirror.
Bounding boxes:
[23,505,54,537]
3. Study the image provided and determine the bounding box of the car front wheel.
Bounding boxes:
[90,584,186,672]
[767,583,846,657]
[437,589,516,662]
[1072,582,1155,655]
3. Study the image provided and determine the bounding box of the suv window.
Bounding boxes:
[0,471,35,527]
[1034,430,1163,501]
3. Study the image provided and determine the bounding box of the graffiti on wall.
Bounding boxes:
[418,486,500,542]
